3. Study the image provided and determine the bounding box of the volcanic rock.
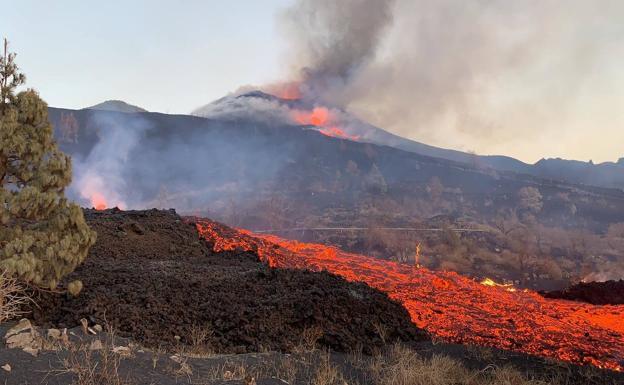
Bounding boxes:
[540,279,624,305]
[46,328,61,340]
[4,319,41,356]
[29,208,426,354]
[89,339,103,351]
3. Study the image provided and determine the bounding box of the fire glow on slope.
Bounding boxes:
[195,219,624,371]
[264,82,361,141]
[291,106,360,141]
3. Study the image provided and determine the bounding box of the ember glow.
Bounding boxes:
[293,106,330,126]
[318,127,360,141]
[267,82,302,100]
[195,219,624,371]
[91,193,107,211]
[480,278,517,292]
[292,106,360,141]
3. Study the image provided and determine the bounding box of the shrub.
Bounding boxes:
[0,270,28,322]
[0,39,96,289]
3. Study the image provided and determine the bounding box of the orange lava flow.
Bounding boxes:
[319,127,361,141]
[195,219,624,371]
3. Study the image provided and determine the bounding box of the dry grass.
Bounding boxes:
[367,344,552,385]
[202,360,257,384]
[181,323,215,358]
[46,339,578,385]
[293,325,324,353]
[61,347,131,385]
[311,350,347,385]
[0,270,29,323]
[465,344,497,362]
[54,329,134,385]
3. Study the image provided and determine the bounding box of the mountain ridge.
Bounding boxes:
[191,90,624,190]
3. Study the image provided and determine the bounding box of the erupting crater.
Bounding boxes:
[195,219,624,372]
[268,81,361,142]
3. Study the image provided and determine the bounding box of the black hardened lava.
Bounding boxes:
[540,280,624,305]
[29,208,427,354]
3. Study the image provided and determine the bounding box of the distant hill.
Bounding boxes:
[85,100,147,113]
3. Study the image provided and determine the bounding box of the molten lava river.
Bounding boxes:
[195,219,624,371]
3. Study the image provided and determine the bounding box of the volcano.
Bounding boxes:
[193,90,624,190]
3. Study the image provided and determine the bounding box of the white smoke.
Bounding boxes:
[69,112,149,209]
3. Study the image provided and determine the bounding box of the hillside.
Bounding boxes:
[45,106,624,289]
[85,100,148,113]
[195,91,624,190]
[47,106,624,229]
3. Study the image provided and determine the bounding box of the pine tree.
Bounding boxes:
[0,39,96,290]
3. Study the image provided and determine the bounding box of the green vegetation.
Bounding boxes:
[0,39,96,289]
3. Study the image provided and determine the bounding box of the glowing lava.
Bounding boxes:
[90,192,107,211]
[263,83,360,141]
[480,277,517,292]
[318,127,360,141]
[293,106,330,126]
[195,219,624,372]
[292,107,360,141]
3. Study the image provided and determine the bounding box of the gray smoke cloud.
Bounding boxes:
[280,0,396,105]
[281,0,624,163]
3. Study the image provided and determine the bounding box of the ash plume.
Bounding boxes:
[281,0,624,163]
[280,0,396,105]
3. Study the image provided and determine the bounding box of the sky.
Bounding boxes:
[3,0,624,164]
[3,0,292,113]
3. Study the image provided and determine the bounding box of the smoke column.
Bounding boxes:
[69,112,150,210]
[280,0,396,106]
[281,0,624,163]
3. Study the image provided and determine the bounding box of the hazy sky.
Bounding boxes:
[4,0,291,113]
[4,1,624,163]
